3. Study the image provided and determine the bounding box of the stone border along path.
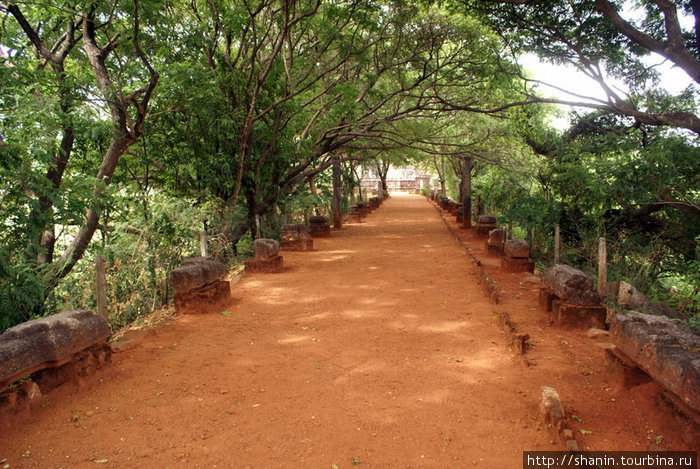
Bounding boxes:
[1,194,644,467]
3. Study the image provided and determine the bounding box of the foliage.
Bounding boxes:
[54,191,202,329]
[0,0,697,334]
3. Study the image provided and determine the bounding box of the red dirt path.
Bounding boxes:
[0,194,693,468]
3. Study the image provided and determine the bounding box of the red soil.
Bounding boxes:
[0,194,693,468]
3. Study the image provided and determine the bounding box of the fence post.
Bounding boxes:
[598,237,607,297]
[95,255,108,319]
[554,224,561,264]
[200,230,209,257]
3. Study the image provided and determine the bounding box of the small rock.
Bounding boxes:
[566,439,579,451]
[21,380,41,401]
[585,328,609,339]
[487,228,506,247]
[522,275,541,284]
[593,342,614,349]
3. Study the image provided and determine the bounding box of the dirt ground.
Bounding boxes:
[0,194,694,468]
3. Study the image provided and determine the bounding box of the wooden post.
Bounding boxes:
[554,224,561,264]
[200,230,209,257]
[95,255,108,319]
[598,237,607,297]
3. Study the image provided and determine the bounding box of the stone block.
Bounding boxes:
[552,300,607,329]
[543,264,601,305]
[33,343,110,390]
[253,238,280,260]
[171,257,226,295]
[280,224,313,251]
[500,256,534,273]
[173,279,230,314]
[504,239,529,258]
[487,228,506,247]
[0,310,110,390]
[348,207,363,223]
[617,281,651,311]
[245,255,283,273]
[355,203,369,217]
[171,257,230,314]
[610,311,700,418]
[539,386,563,423]
[309,216,331,237]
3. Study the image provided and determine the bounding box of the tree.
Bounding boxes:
[457,0,700,134]
[148,1,521,246]
[0,0,158,320]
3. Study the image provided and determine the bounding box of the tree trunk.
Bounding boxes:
[332,155,343,229]
[51,133,134,284]
[460,157,472,227]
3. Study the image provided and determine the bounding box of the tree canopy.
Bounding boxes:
[0,0,697,331]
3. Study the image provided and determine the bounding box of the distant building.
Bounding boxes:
[360,166,432,192]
